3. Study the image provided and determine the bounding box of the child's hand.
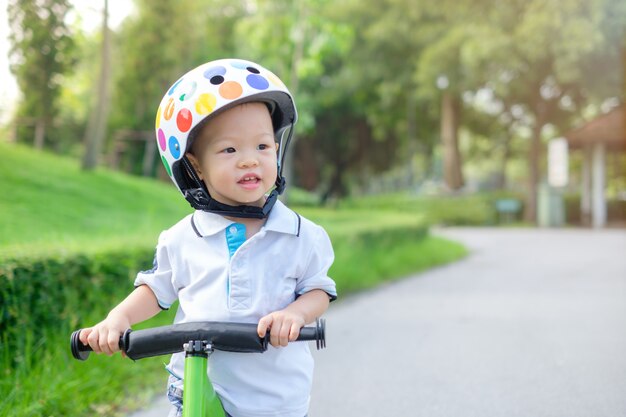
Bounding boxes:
[257,310,306,348]
[78,313,131,356]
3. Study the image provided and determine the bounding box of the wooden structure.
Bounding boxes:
[109,129,156,177]
[564,104,625,228]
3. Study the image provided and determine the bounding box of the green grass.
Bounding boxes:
[1,309,178,416]
[0,142,468,416]
[0,142,191,259]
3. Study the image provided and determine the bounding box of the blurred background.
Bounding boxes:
[0,0,624,416]
[1,0,624,226]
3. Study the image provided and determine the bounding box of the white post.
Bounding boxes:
[581,146,592,224]
[591,143,606,228]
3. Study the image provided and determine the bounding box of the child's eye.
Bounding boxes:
[222,147,236,154]
[257,144,269,150]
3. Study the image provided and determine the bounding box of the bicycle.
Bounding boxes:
[70,319,326,417]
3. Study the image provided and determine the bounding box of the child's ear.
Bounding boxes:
[186,153,204,180]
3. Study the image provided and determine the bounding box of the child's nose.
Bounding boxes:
[238,155,259,168]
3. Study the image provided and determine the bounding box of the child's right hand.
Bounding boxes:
[78,313,131,356]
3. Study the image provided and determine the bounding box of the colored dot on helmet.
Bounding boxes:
[247,74,269,90]
[247,66,260,74]
[161,155,172,177]
[164,98,175,120]
[168,78,184,96]
[169,136,181,159]
[195,93,217,115]
[266,71,284,88]
[230,61,249,70]
[203,66,226,79]
[210,75,224,85]
[179,81,197,101]
[155,106,162,129]
[176,108,193,132]
[157,128,166,151]
[219,81,243,100]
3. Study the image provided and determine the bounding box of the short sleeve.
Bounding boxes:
[296,225,337,301]
[134,232,178,309]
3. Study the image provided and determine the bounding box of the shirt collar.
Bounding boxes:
[263,200,301,236]
[191,199,300,238]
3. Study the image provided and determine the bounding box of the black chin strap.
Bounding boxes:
[183,187,282,219]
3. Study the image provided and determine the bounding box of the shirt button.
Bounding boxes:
[229,226,237,234]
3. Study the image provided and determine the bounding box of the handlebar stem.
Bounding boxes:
[183,340,213,358]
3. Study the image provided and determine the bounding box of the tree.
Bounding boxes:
[464,0,625,222]
[8,0,75,149]
[82,0,111,170]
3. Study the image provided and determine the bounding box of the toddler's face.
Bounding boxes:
[187,102,278,208]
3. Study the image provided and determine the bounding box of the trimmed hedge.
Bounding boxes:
[0,249,155,370]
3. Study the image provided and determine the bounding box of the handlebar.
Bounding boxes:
[71,318,326,361]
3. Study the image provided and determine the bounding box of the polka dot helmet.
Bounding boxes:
[155,58,298,218]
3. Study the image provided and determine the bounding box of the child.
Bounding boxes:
[79,59,337,417]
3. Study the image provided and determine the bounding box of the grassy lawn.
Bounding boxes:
[0,142,191,259]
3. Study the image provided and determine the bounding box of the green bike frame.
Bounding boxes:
[182,341,226,417]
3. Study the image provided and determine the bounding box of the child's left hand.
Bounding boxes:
[257,310,306,348]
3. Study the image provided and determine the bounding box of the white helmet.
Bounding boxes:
[155,58,297,218]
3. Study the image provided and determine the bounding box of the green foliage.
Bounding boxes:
[0,248,177,416]
[109,0,249,132]
[8,0,76,145]
[6,0,625,201]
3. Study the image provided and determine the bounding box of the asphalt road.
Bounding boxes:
[130,227,626,417]
[309,227,626,417]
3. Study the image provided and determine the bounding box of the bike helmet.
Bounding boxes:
[155,58,298,218]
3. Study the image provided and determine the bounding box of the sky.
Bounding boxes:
[0,0,135,124]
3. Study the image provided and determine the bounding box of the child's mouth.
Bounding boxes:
[238,175,261,189]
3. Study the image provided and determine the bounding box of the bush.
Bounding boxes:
[0,249,154,367]
[338,191,526,226]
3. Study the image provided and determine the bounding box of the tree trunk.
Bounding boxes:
[440,91,464,190]
[495,133,513,189]
[34,118,45,149]
[321,162,347,205]
[525,103,546,223]
[406,93,418,186]
[82,0,111,171]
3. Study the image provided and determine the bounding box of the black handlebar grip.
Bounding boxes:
[70,330,91,361]
[70,329,127,361]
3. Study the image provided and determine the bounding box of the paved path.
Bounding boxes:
[130,227,626,417]
[310,227,626,416]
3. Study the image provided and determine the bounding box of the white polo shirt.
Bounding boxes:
[134,200,337,417]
